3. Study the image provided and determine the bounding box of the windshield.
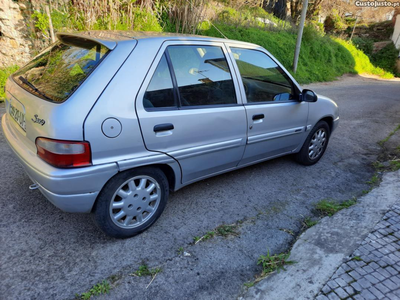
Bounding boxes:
[13,38,110,103]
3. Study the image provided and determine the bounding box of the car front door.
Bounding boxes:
[136,42,247,184]
[227,46,309,166]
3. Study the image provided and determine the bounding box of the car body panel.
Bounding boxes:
[1,114,119,212]
[239,102,309,166]
[135,40,247,184]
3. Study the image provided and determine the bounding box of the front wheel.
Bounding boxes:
[93,167,169,238]
[295,121,330,166]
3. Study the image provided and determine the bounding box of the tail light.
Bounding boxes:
[35,137,91,168]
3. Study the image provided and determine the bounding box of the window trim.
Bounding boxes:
[141,41,242,112]
[226,44,302,105]
[164,49,182,108]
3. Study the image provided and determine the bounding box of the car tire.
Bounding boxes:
[295,120,330,166]
[93,167,169,238]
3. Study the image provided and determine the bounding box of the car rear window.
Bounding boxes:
[12,38,110,103]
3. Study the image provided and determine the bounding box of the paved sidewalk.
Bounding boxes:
[243,170,400,300]
[317,205,400,300]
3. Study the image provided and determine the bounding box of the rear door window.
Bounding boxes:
[143,54,176,109]
[167,45,237,107]
[13,38,110,103]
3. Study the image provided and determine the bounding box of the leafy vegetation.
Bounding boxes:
[302,217,318,228]
[193,224,240,244]
[258,251,296,276]
[371,43,400,77]
[367,174,379,186]
[378,124,400,147]
[47,2,163,32]
[334,39,393,79]
[76,280,110,300]
[131,264,161,277]
[0,66,19,102]
[352,37,374,57]
[315,198,357,216]
[31,11,50,34]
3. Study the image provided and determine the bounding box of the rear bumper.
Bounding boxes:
[1,114,119,213]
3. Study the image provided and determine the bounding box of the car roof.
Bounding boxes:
[56,30,259,50]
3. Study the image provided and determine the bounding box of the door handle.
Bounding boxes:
[154,123,174,132]
[252,114,265,121]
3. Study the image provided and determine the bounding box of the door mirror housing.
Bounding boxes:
[301,89,318,102]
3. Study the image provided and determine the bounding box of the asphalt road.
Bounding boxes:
[1,75,399,300]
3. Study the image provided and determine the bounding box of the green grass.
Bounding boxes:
[378,124,400,147]
[315,198,357,216]
[302,217,318,228]
[389,160,400,171]
[193,224,240,244]
[131,264,161,277]
[335,39,394,79]
[0,66,19,102]
[257,251,296,276]
[201,21,394,83]
[371,42,399,76]
[244,281,255,288]
[367,174,379,186]
[76,280,110,300]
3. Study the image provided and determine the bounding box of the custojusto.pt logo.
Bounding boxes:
[355,0,400,7]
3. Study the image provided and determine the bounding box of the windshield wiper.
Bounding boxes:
[18,76,53,101]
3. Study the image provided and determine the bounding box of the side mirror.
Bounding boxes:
[301,89,318,102]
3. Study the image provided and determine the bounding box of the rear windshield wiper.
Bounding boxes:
[18,76,53,101]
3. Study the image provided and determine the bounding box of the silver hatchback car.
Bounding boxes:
[2,31,339,238]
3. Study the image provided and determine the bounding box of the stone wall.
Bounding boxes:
[0,0,32,68]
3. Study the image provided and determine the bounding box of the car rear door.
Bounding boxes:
[226,45,309,166]
[136,41,247,184]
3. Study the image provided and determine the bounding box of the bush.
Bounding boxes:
[352,37,373,57]
[324,9,347,33]
[335,39,394,79]
[371,42,399,76]
[0,66,19,102]
[31,11,49,34]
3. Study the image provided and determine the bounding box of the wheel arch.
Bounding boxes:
[319,116,334,133]
[91,161,180,213]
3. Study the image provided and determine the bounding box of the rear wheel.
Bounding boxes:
[295,121,330,166]
[93,167,169,238]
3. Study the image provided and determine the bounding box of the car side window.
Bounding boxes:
[144,54,176,109]
[231,48,295,103]
[167,45,236,107]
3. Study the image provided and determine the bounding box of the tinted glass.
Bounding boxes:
[13,40,109,102]
[167,45,236,106]
[231,48,294,103]
[144,54,175,109]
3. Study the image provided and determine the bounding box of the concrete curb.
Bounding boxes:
[242,170,400,300]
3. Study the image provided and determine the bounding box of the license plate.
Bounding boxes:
[9,103,26,131]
